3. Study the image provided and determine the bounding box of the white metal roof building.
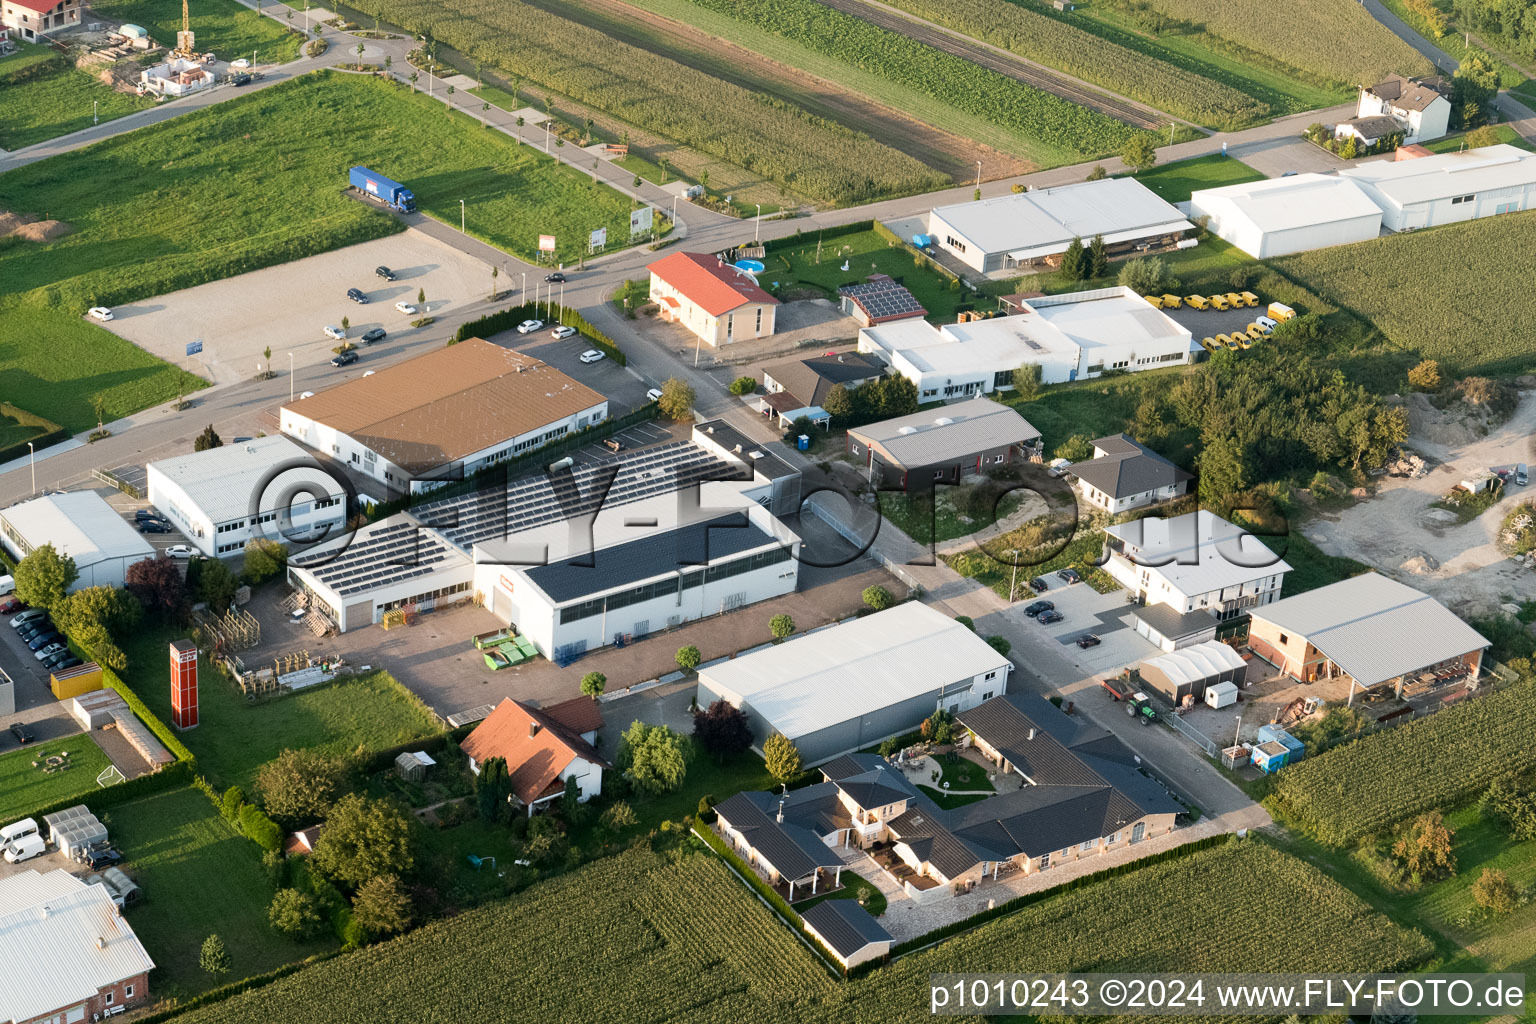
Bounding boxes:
[927,178,1194,274]
[1138,639,1248,704]
[0,491,155,591]
[696,603,1012,764]
[1104,510,1291,620]
[0,869,155,1023]
[1339,144,1536,231]
[1248,572,1490,701]
[857,286,1192,396]
[1188,173,1384,257]
[147,435,348,558]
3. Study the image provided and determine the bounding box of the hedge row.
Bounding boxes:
[762,220,874,255]
[0,402,68,465]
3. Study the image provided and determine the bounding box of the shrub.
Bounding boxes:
[769,613,795,640]
[268,888,323,939]
[985,635,1012,657]
[1390,811,1456,885]
[675,645,702,672]
[861,584,892,611]
[238,803,284,853]
[1471,868,1518,914]
[693,700,752,761]
[200,934,231,977]
[764,733,802,783]
[954,615,975,631]
[1481,773,1536,840]
[1407,359,1441,392]
[728,376,756,396]
[219,784,245,822]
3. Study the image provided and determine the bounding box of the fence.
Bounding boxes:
[91,467,142,500]
[1162,710,1220,758]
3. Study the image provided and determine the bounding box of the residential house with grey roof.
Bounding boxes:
[1068,435,1191,513]
[1247,572,1489,704]
[1354,73,1450,144]
[714,694,1181,911]
[844,397,1041,491]
[800,899,893,970]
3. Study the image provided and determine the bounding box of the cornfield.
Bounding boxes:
[1271,212,1536,378]
[164,841,1429,1024]
[684,0,1145,162]
[343,0,947,205]
[1269,677,1536,847]
[1128,0,1433,84]
[876,0,1267,130]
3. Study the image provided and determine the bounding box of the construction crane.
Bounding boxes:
[173,0,196,58]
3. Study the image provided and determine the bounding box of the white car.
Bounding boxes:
[579,350,605,364]
[231,57,251,69]
[323,325,346,341]
[550,325,577,340]
[394,301,418,315]
[363,370,376,377]
[87,306,114,322]
[516,319,544,334]
[1255,315,1278,332]
[299,391,315,399]
[165,545,194,559]
[646,388,664,402]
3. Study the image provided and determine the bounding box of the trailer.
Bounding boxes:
[348,166,417,213]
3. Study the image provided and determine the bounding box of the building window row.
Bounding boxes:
[380,580,470,613]
[557,546,792,625]
[1450,194,1475,205]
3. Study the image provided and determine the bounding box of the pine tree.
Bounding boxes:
[1060,237,1087,281]
[1089,234,1108,279]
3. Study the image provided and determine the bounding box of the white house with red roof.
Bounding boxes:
[647,251,779,348]
[1,0,79,41]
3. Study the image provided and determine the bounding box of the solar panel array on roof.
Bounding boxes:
[291,519,460,598]
[414,441,746,549]
[839,278,926,321]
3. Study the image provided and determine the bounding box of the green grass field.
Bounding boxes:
[766,230,965,320]
[0,734,115,822]
[0,51,155,151]
[89,0,306,65]
[107,786,336,996]
[1420,124,1535,153]
[0,308,201,433]
[1374,0,1528,88]
[1132,154,1265,203]
[123,627,440,793]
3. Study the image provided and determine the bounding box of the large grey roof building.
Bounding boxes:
[1068,434,1192,513]
[0,491,155,591]
[845,397,1040,491]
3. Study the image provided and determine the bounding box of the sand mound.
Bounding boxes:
[1402,392,1497,447]
[10,220,71,242]
[0,211,39,236]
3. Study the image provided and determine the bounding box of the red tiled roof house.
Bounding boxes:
[646,251,779,348]
[461,698,608,815]
[2,0,80,41]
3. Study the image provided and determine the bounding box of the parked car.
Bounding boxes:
[9,722,35,745]
[545,272,567,283]
[33,642,67,660]
[346,288,369,304]
[360,328,387,344]
[11,609,47,628]
[1037,609,1065,625]
[375,265,396,281]
[299,391,314,400]
[18,621,53,641]
[1076,633,1102,649]
[230,71,252,86]
[393,301,418,315]
[0,597,23,616]
[231,437,253,444]
[87,306,114,322]
[134,509,167,523]
[165,545,194,559]
[331,350,359,367]
[231,57,251,69]
[1028,576,1049,593]
[138,520,170,534]
[1056,568,1082,585]
[1023,600,1054,617]
[2,834,45,864]
[1519,463,1529,487]
[1255,315,1278,331]
[550,325,577,340]
[579,349,605,364]
[323,325,346,341]
[516,319,544,334]
[646,388,664,403]
[27,631,61,650]
[81,847,123,870]
[42,651,80,671]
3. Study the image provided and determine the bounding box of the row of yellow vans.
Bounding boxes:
[1144,291,1260,311]
[1200,323,1270,352]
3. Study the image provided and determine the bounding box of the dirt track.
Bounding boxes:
[817,0,1169,130]
[545,0,1031,182]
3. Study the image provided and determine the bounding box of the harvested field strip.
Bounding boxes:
[342,0,948,204]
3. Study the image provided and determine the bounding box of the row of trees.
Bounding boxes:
[819,374,919,428]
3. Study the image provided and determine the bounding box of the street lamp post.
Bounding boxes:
[459,199,465,234]
[521,271,527,298]
[1007,549,1018,603]
[754,204,761,243]
[1233,714,1242,751]
[93,100,98,125]
[975,159,982,194]
[289,352,295,402]
[27,442,36,497]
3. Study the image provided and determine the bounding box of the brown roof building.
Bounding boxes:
[461,698,609,812]
[279,338,608,493]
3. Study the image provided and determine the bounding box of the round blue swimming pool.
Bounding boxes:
[734,259,766,273]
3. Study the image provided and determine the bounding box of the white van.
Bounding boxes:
[0,817,38,845]
[0,574,13,596]
[3,833,46,863]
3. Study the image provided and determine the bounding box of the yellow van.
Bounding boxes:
[1184,294,1209,310]
[1200,336,1220,352]
[1239,291,1260,307]
[1160,294,1183,308]
[1245,325,1265,342]
[1209,294,1231,310]
[1143,294,1165,308]
[1223,292,1246,309]
[1224,334,1243,351]
[1268,302,1296,321]
[1237,333,1254,349]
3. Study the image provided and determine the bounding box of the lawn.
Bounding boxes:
[0,307,202,434]
[1420,124,1535,153]
[0,54,156,151]
[0,734,115,822]
[1024,233,1253,297]
[106,786,336,996]
[88,0,306,65]
[916,784,989,809]
[1132,155,1265,204]
[765,230,966,320]
[122,627,441,793]
[0,71,646,313]
[877,487,1024,546]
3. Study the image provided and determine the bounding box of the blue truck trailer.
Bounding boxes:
[348,166,416,213]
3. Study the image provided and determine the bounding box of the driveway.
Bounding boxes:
[99,231,497,385]
[0,615,82,749]
[491,325,656,415]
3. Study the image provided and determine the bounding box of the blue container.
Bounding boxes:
[1257,724,1305,762]
[797,434,810,451]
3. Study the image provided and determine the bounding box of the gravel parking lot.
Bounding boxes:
[99,231,497,385]
[1165,303,1268,347]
